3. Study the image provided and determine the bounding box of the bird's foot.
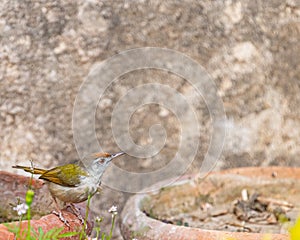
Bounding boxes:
[66,203,85,225]
[52,210,70,227]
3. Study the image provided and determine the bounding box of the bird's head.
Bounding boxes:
[83,151,125,175]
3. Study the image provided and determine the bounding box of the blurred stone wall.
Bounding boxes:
[1,0,300,239]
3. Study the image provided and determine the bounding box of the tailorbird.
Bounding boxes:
[13,151,125,224]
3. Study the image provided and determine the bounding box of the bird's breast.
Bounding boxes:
[47,181,99,203]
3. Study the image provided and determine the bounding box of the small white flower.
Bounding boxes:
[13,203,28,216]
[108,205,118,216]
[95,216,102,223]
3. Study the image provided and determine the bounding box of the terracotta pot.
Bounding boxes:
[120,167,300,240]
[0,171,92,240]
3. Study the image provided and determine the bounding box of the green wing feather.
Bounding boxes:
[39,164,89,187]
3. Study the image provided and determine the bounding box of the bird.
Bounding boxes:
[12,151,125,225]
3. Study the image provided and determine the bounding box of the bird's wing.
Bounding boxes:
[39,164,89,187]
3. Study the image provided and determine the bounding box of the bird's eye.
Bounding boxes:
[99,158,105,164]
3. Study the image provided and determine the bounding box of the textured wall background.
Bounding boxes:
[1,0,300,239]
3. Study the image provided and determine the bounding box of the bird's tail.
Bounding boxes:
[12,165,46,175]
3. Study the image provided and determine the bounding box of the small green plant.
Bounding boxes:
[92,205,118,240]
[6,190,120,240]
[6,188,79,240]
[31,227,79,240]
[79,193,92,240]
[6,223,79,240]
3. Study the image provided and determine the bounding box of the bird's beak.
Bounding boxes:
[111,152,125,159]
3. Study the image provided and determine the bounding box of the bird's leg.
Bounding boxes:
[51,196,70,227]
[66,203,85,225]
